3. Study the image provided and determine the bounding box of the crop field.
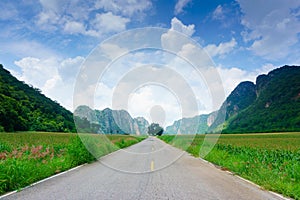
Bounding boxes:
[0,132,146,195]
[159,133,300,200]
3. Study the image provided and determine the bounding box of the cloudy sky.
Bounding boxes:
[1,0,300,126]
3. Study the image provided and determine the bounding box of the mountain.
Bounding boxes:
[167,65,300,134]
[208,81,257,132]
[74,105,149,134]
[134,117,149,135]
[166,81,257,134]
[0,64,75,132]
[223,65,300,133]
[166,115,209,134]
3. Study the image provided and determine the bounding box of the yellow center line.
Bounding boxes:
[150,160,154,171]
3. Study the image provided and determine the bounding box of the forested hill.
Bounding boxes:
[0,64,75,132]
[166,65,300,134]
[223,65,300,133]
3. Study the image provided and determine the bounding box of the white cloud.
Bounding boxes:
[92,12,130,33]
[95,0,152,17]
[170,17,195,37]
[63,21,86,34]
[36,0,63,30]
[14,57,60,90]
[14,56,84,111]
[217,63,276,96]
[128,85,181,127]
[212,5,224,20]
[204,38,237,58]
[100,43,128,60]
[60,56,85,80]
[238,0,300,60]
[174,0,192,15]
[35,0,134,37]
[161,17,196,52]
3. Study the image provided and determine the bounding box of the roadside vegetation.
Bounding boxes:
[0,132,146,195]
[159,133,300,200]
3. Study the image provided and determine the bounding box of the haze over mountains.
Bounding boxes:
[0,64,299,134]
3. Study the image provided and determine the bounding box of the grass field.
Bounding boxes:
[159,133,300,200]
[0,132,146,195]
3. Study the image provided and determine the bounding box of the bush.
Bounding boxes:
[67,135,95,166]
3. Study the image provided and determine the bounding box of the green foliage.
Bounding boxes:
[204,66,300,133]
[0,132,146,195]
[148,123,164,136]
[67,135,95,166]
[0,64,76,132]
[205,145,300,200]
[159,133,300,200]
[73,116,101,133]
[222,66,300,133]
[209,81,256,132]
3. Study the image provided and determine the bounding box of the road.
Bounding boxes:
[2,137,284,200]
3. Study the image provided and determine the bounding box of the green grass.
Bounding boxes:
[159,133,300,200]
[0,132,146,195]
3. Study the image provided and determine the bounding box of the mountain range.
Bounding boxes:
[74,105,149,135]
[1,64,299,134]
[166,65,300,134]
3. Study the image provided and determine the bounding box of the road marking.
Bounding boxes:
[151,160,154,171]
[152,146,155,151]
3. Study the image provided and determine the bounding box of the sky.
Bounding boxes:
[1,0,300,126]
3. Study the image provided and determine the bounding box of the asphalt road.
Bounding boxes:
[2,137,285,200]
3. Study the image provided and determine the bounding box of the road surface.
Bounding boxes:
[2,137,285,200]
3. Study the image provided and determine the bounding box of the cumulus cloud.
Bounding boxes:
[204,38,237,58]
[161,17,196,52]
[217,63,276,96]
[63,21,87,35]
[128,85,181,127]
[14,56,84,111]
[92,12,130,34]
[174,0,192,15]
[100,43,128,60]
[237,0,300,60]
[35,0,148,37]
[170,17,195,36]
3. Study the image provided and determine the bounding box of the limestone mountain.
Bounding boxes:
[167,65,300,134]
[134,117,149,135]
[74,105,149,134]
[166,115,209,134]
[208,81,257,132]
[223,65,300,133]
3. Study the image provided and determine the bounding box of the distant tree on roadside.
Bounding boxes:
[147,123,164,136]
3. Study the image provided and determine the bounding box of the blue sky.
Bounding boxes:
[1,0,300,126]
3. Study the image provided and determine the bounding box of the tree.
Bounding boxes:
[147,123,164,136]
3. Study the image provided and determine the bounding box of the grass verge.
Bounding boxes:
[159,133,300,200]
[0,132,146,195]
